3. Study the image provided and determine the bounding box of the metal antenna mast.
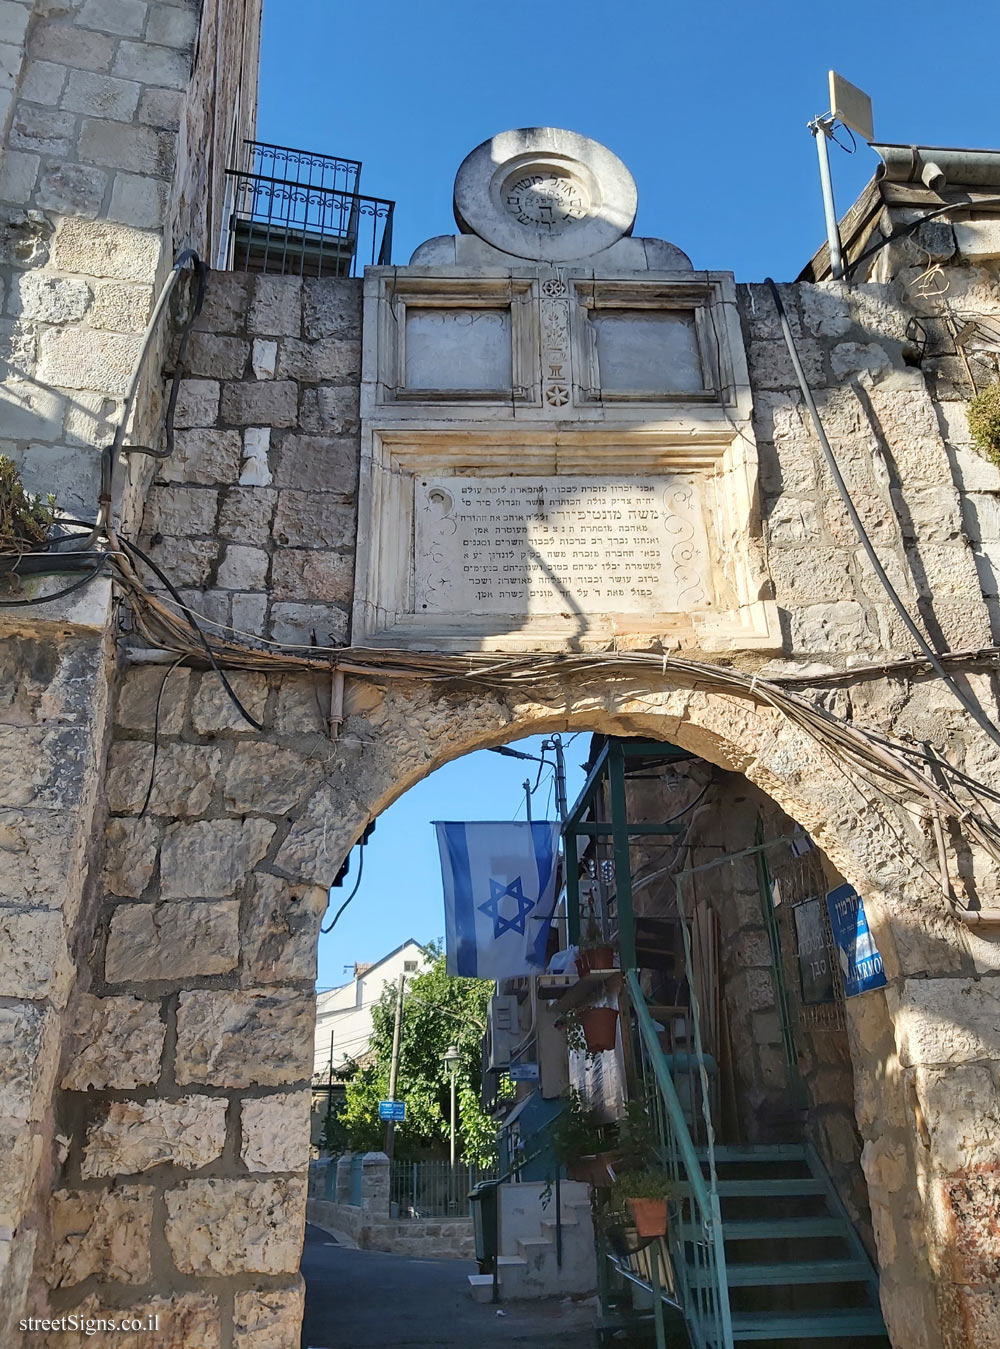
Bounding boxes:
[809,71,874,282]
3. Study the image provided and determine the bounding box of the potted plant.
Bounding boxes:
[615,1168,671,1238]
[552,1090,616,1186]
[615,1093,659,1172]
[559,1004,619,1056]
[577,903,614,975]
[578,1005,619,1052]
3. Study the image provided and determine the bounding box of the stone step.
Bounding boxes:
[467,1274,495,1303]
[539,1212,585,1230]
[466,1256,529,1302]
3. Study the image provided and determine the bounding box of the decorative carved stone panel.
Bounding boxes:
[353,129,778,655]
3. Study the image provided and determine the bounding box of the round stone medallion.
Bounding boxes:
[453,128,637,262]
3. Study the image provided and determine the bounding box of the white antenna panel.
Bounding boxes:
[828,70,874,142]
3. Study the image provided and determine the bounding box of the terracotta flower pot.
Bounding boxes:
[627,1196,668,1238]
[580,1005,619,1052]
[579,944,614,974]
[567,1151,619,1187]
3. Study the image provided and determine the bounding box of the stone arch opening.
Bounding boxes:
[31,663,965,1347]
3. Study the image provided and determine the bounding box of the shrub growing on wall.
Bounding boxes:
[968,382,1000,466]
[0,455,54,554]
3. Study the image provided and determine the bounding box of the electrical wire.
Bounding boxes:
[532,751,551,794]
[0,559,109,606]
[121,253,208,463]
[79,249,207,549]
[116,534,263,730]
[829,123,856,154]
[139,655,186,817]
[9,258,1000,881]
[765,277,1000,755]
[842,196,1000,281]
[321,844,366,934]
[114,598,1000,868]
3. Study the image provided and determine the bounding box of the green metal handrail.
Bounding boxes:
[626,970,734,1349]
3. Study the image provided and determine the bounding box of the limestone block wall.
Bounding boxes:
[141,272,361,649]
[21,259,997,1348]
[0,1,260,1329]
[746,281,994,660]
[0,627,113,1328]
[40,661,1000,1348]
[35,660,333,1347]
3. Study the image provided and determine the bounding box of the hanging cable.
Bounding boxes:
[121,251,208,463]
[0,558,109,606]
[765,277,1000,753]
[842,197,1000,281]
[139,655,186,817]
[321,844,366,934]
[81,249,207,549]
[116,535,263,730]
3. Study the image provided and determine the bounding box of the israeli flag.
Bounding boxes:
[434,821,562,978]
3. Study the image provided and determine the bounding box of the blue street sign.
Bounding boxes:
[508,1063,540,1082]
[826,883,887,997]
[378,1100,406,1122]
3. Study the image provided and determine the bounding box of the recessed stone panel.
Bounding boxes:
[590,309,703,394]
[414,474,712,618]
[404,308,512,391]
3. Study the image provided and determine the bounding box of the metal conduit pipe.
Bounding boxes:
[872,143,1000,192]
[79,249,206,548]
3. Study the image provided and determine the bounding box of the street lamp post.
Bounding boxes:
[443,1044,461,1166]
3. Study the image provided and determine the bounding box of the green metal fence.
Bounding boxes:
[307,1157,335,1199]
[389,1160,496,1219]
[349,1155,363,1206]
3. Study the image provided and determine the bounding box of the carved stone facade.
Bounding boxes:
[4,20,1000,1349]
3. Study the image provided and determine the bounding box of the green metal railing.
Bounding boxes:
[627,970,734,1349]
[349,1154,363,1206]
[389,1160,496,1218]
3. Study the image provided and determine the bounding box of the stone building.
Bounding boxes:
[3,2,1000,1343]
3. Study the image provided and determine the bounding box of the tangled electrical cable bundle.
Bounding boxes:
[7,251,1000,904]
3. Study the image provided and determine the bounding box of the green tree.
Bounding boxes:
[339,952,498,1164]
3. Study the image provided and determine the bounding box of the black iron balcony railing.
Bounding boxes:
[225,139,394,279]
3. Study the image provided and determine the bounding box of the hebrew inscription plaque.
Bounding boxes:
[414,476,712,617]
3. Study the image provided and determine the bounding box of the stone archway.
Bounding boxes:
[27,661,991,1348]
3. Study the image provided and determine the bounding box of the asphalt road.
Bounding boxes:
[300,1223,599,1348]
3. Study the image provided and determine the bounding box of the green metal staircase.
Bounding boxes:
[609,972,890,1349]
[681,1143,889,1345]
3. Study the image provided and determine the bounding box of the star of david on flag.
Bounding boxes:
[434,821,562,978]
[480,876,535,938]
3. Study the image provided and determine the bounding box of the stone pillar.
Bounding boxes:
[336,1153,354,1205]
[891,976,1000,1346]
[360,1151,390,1220]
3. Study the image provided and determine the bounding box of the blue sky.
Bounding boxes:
[313,736,592,990]
[255,0,1000,985]
[258,0,1000,281]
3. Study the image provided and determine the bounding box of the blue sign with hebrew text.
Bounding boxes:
[826,884,887,997]
[378,1100,406,1122]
